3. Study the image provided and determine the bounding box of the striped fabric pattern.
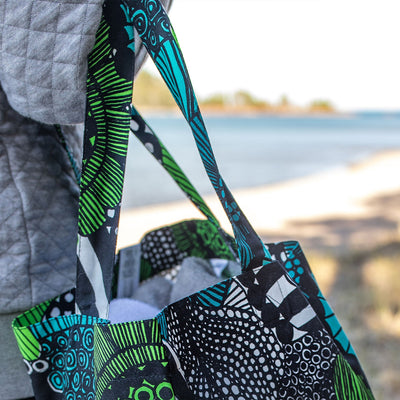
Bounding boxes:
[12,299,52,361]
[94,320,170,400]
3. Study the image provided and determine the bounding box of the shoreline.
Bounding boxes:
[117,149,400,251]
[133,106,400,119]
[135,106,351,119]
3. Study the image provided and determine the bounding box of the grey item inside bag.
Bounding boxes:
[0,0,172,125]
[130,257,242,310]
[116,244,142,298]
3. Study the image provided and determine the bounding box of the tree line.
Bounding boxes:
[132,70,335,113]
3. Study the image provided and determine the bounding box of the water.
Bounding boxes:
[122,112,400,209]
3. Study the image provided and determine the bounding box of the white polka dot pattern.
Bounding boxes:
[159,262,339,399]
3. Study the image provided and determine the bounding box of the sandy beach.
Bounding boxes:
[118,149,400,252]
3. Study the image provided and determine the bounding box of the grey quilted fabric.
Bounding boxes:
[0,311,34,399]
[0,0,173,125]
[0,85,82,314]
[0,0,103,124]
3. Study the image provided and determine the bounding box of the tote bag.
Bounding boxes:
[13,0,375,399]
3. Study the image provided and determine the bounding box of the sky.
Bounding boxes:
[144,0,400,111]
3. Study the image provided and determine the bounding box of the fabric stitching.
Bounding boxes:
[1,54,84,66]
[1,25,93,35]
[4,76,84,91]
[51,3,62,121]
[76,2,90,90]
[0,127,74,304]
[4,135,77,304]
[0,136,33,307]
[29,147,76,283]
[1,277,28,308]
[24,1,34,118]
[110,374,173,383]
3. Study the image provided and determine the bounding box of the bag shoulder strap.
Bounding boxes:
[77,0,272,317]
[76,0,136,317]
[128,0,272,270]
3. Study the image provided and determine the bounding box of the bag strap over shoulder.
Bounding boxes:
[128,0,273,270]
[76,0,136,317]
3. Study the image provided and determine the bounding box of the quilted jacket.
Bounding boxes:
[0,0,172,125]
[0,84,81,315]
[0,84,82,399]
[0,0,104,125]
[0,0,173,316]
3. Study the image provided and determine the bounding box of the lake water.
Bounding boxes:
[122,112,400,209]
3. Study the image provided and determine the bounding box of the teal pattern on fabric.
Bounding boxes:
[321,296,356,356]
[120,3,135,53]
[281,241,357,357]
[13,290,108,400]
[195,280,232,308]
[128,0,272,270]
[267,240,366,381]
[34,322,97,398]
[158,261,340,399]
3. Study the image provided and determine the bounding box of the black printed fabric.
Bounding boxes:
[139,219,236,280]
[127,0,374,397]
[158,261,373,400]
[266,240,368,380]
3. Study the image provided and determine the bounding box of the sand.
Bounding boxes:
[117,150,400,251]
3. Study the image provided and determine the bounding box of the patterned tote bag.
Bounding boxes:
[125,107,368,389]
[127,107,370,388]
[93,2,374,400]
[12,0,375,399]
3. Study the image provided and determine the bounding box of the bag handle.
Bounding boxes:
[76,0,136,317]
[128,0,272,270]
[77,0,272,317]
[130,106,220,228]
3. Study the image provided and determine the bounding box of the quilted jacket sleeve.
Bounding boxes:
[0,0,173,125]
[0,0,104,125]
[0,84,81,314]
